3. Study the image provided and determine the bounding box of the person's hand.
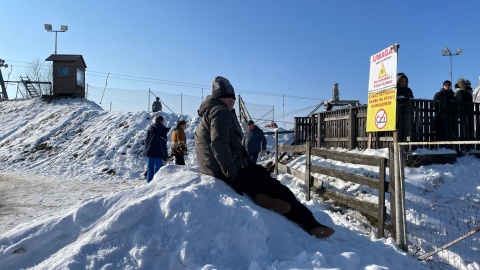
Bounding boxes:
[225,175,244,196]
[261,150,267,155]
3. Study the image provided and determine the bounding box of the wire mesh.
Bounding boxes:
[405,199,480,269]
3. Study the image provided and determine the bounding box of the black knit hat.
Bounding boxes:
[443,80,451,86]
[212,76,236,99]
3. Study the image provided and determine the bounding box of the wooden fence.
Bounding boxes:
[295,99,480,151]
[274,137,391,238]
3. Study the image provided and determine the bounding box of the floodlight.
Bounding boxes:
[44,24,68,54]
[441,46,463,83]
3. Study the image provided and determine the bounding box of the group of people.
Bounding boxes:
[144,116,188,182]
[395,72,478,103]
[144,76,335,239]
[433,78,476,103]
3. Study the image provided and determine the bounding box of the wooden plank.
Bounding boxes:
[264,130,294,135]
[311,147,387,167]
[279,145,306,153]
[305,141,311,201]
[277,163,306,181]
[274,130,279,178]
[310,165,382,190]
[367,133,372,149]
[377,158,387,238]
[358,136,393,142]
[348,107,355,150]
[324,138,349,142]
[316,188,379,218]
[324,115,351,121]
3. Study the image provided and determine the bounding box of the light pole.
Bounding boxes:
[441,47,463,83]
[44,24,68,54]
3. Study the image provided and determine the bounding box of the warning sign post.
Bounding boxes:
[366,44,399,132]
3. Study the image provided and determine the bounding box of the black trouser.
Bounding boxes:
[248,151,260,163]
[174,155,185,165]
[236,162,314,229]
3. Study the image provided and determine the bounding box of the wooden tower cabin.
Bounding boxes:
[45,54,86,98]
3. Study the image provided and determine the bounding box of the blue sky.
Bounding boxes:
[2,1,480,127]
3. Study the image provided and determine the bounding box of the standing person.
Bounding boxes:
[465,79,473,95]
[433,80,455,101]
[243,120,267,163]
[152,97,162,112]
[433,80,455,140]
[144,115,168,183]
[396,73,414,98]
[455,78,474,141]
[455,78,473,103]
[170,120,188,165]
[195,76,335,238]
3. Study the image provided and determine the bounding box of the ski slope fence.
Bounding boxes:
[405,200,479,269]
[85,85,275,126]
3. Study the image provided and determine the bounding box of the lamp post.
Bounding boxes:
[44,24,68,54]
[441,47,463,83]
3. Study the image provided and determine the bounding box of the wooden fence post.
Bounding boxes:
[274,130,279,178]
[393,132,407,251]
[305,140,311,201]
[377,157,387,238]
[348,107,355,150]
[317,113,323,148]
[389,143,396,242]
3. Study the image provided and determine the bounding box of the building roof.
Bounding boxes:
[45,54,87,68]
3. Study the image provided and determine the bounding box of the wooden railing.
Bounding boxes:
[294,99,480,150]
[274,138,390,238]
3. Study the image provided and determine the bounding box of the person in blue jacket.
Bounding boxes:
[243,120,267,163]
[144,115,168,183]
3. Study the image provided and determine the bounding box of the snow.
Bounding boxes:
[0,98,478,269]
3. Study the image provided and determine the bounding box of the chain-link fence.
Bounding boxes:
[406,199,479,269]
[86,85,275,125]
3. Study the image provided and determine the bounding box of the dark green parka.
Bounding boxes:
[194,96,248,179]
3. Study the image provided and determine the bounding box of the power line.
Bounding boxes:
[6,58,329,101]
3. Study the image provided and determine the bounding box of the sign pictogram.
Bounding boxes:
[375,109,387,129]
[378,63,387,78]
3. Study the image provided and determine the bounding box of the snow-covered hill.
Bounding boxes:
[1,98,477,269]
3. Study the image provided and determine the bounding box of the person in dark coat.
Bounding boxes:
[170,120,187,165]
[465,79,473,95]
[194,76,335,238]
[145,115,168,182]
[455,78,473,103]
[243,120,267,163]
[433,80,455,101]
[152,97,162,112]
[396,73,414,98]
[433,80,455,140]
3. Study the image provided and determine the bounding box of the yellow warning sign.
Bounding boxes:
[378,63,387,78]
[366,88,397,132]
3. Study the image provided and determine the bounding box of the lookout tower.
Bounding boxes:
[45,54,86,98]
